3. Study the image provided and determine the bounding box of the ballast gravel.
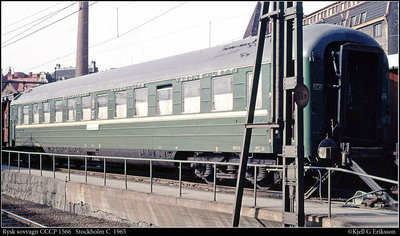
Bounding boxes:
[1,194,151,228]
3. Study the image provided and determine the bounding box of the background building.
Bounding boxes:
[51,61,98,81]
[1,69,53,146]
[303,1,398,56]
[1,70,53,97]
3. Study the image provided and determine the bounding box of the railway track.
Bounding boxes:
[1,195,142,227]
[1,209,43,227]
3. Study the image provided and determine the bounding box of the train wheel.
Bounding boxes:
[192,163,214,185]
[246,167,276,190]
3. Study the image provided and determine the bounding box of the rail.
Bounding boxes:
[1,209,46,228]
[1,149,398,219]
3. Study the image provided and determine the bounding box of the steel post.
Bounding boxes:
[213,163,217,201]
[68,156,70,181]
[40,154,42,176]
[150,160,153,193]
[53,155,55,179]
[85,156,87,183]
[232,2,270,227]
[17,152,20,172]
[124,159,127,189]
[328,169,331,218]
[254,167,257,207]
[28,153,31,175]
[179,162,182,197]
[104,158,106,186]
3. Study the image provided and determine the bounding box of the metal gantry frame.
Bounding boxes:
[232,1,306,227]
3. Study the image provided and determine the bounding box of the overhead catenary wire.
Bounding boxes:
[3,1,131,60]
[90,1,187,49]
[91,13,250,57]
[1,2,62,29]
[119,1,186,38]
[20,1,185,72]
[12,2,252,73]
[2,2,77,42]
[1,2,98,49]
[21,5,249,73]
[24,14,247,71]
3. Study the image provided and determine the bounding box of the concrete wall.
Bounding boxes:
[1,170,66,210]
[1,171,285,227]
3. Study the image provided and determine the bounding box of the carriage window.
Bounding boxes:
[32,104,39,124]
[67,98,76,121]
[115,91,127,118]
[97,94,108,120]
[212,76,233,111]
[134,88,148,117]
[54,101,62,123]
[81,96,91,121]
[157,86,173,115]
[23,105,29,124]
[43,102,50,123]
[182,80,200,113]
[247,72,262,109]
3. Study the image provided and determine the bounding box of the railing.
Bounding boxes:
[1,149,398,219]
[305,166,398,217]
[1,149,281,207]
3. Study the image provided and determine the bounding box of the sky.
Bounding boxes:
[1,1,335,75]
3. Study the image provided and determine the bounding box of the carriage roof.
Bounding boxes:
[12,24,381,105]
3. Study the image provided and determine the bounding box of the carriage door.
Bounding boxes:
[338,43,383,145]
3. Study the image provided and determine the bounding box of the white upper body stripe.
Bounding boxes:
[16,110,268,129]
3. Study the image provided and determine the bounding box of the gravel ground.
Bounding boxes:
[1,194,147,228]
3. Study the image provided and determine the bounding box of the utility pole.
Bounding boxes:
[76,1,89,77]
[209,21,211,48]
[117,7,119,37]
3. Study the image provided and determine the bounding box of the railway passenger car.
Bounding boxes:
[7,24,391,188]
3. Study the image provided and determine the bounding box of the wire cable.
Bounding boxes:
[87,2,186,51]
[2,2,98,49]
[2,2,62,29]
[2,2,77,43]
[18,2,251,73]
[119,2,186,37]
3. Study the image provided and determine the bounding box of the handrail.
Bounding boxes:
[305,166,399,185]
[2,149,398,220]
[0,149,282,169]
[2,149,397,185]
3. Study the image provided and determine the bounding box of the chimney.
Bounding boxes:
[76,1,89,77]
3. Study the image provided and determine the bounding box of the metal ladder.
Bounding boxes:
[232,1,306,227]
